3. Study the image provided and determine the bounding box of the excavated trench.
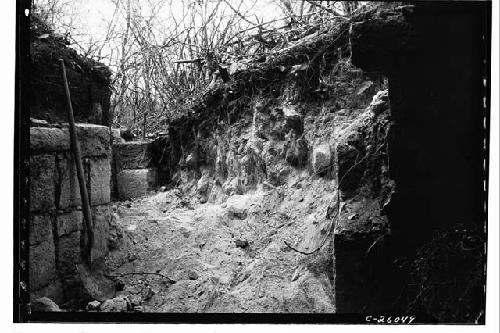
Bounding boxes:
[102,89,392,313]
[100,3,487,318]
[28,3,488,320]
[106,178,338,312]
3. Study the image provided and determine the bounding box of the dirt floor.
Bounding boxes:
[105,174,338,313]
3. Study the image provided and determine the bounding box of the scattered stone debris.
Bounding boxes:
[100,296,130,312]
[187,270,199,280]
[86,300,101,311]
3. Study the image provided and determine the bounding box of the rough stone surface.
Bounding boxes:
[311,143,332,175]
[58,231,81,276]
[29,215,58,292]
[108,212,124,251]
[369,89,389,115]
[100,296,130,312]
[30,124,110,157]
[222,177,243,195]
[70,123,111,157]
[31,297,62,312]
[226,195,252,219]
[89,158,111,205]
[30,127,69,152]
[30,279,64,305]
[113,141,152,170]
[30,214,53,246]
[187,270,199,280]
[30,240,56,290]
[74,264,115,303]
[58,154,111,209]
[58,153,85,209]
[117,168,157,200]
[197,174,210,193]
[30,154,56,212]
[86,300,102,311]
[91,205,112,263]
[56,210,83,237]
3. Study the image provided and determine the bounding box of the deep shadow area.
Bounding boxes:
[350,1,489,321]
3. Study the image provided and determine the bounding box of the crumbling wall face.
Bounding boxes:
[29,123,112,304]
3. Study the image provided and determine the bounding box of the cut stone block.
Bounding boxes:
[58,231,81,276]
[30,127,69,152]
[71,123,111,157]
[58,154,111,209]
[47,123,111,157]
[56,210,83,237]
[58,153,84,210]
[30,154,56,212]
[91,205,111,263]
[30,240,56,290]
[89,158,111,205]
[113,141,152,171]
[30,124,110,157]
[117,168,157,200]
[30,215,53,246]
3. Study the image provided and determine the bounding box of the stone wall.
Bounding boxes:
[112,141,157,200]
[29,123,113,304]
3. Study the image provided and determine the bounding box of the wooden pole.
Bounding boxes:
[59,59,94,266]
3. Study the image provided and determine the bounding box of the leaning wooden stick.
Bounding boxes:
[59,59,94,266]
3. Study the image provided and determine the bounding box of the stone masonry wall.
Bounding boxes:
[112,141,157,200]
[29,123,112,304]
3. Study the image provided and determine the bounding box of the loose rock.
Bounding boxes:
[312,143,332,175]
[235,239,249,248]
[31,297,61,312]
[86,300,101,311]
[100,296,129,312]
[188,270,199,280]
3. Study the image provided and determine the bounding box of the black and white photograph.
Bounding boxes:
[8,0,499,327]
